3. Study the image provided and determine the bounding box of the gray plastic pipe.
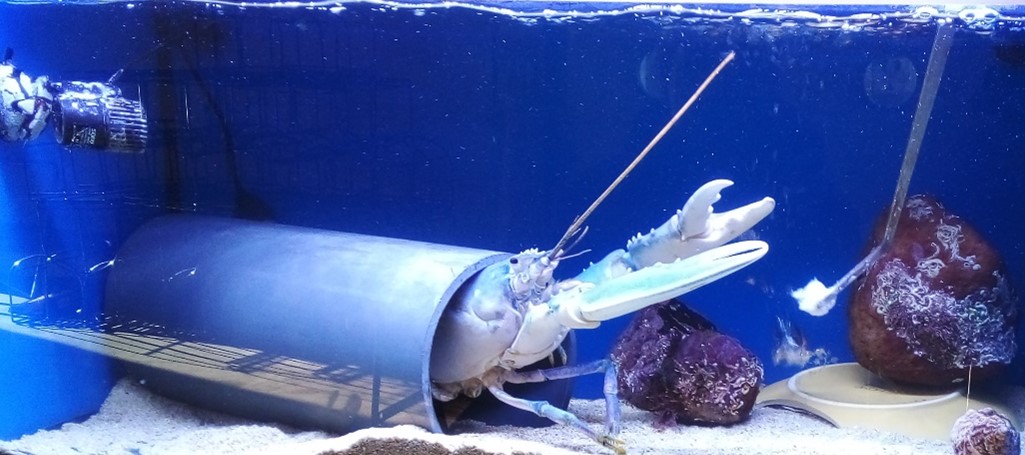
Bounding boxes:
[102,215,574,433]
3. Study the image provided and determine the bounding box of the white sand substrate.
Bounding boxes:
[2,379,1022,455]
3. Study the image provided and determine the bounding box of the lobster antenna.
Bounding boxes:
[548,50,737,259]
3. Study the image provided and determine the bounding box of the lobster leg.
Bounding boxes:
[504,359,622,436]
[493,359,625,454]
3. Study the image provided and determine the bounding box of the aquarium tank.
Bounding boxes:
[0,0,1023,452]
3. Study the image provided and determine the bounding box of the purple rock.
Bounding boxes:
[610,300,762,427]
[951,408,1020,455]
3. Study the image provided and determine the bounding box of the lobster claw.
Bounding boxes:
[624,179,775,269]
[553,240,768,328]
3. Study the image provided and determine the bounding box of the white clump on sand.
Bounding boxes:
[4,378,1023,455]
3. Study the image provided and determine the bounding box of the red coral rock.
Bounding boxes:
[849,195,1017,386]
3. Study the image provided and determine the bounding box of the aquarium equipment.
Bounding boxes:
[791,24,954,318]
[48,80,147,152]
[0,48,146,153]
[0,49,50,143]
[758,363,1020,441]
[102,215,525,434]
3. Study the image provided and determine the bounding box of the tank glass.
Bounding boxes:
[0,0,1022,448]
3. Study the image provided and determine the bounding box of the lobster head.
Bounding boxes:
[506,248,561,307]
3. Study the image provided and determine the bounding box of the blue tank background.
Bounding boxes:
[0,2,1023,439]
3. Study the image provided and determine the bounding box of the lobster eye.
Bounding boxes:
[509,257,519,265]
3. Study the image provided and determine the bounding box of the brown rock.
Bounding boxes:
[848,195,1017,387]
